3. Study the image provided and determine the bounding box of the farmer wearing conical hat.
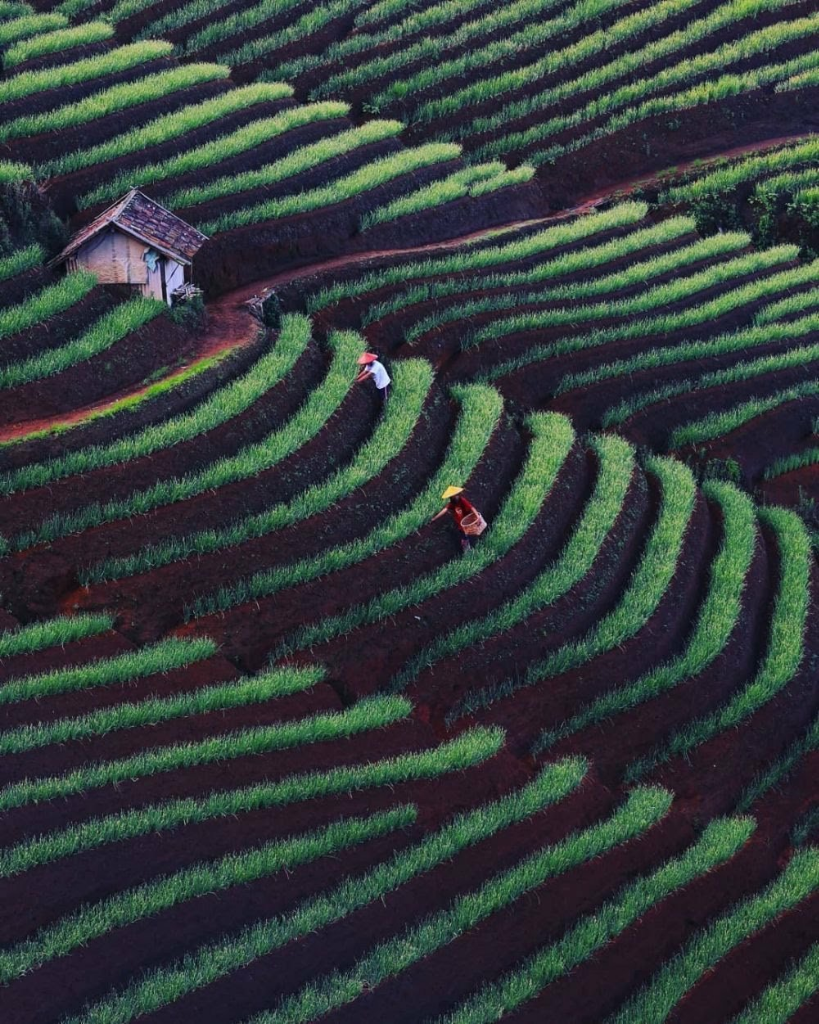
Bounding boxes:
[355,352,391,405]
[430,486,487,553]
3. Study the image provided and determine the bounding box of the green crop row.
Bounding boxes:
[80,99,349,208]
[272,410,574,660]
[627,504,811,781]
[728,942,819,1024]
[763,444,819,480]
[272,0,505,80]
[44,81,294,178]
[0,295,164,392]
[0,313,308,496]
[0,805,415,987]
[670,379,819,448]
[483,291,819,388]
[166,119,404,210]
[439,0,796,139]
[0,242,41,282]
[756,279,819,324]
[737,713,819,812]
[603,343,819,429]
[453,455,697,722]
[0,39,172,104]
[0,664,324,755]
[210,0,375,67]
[423,0,705,128]
[0,62,229,142]
[664,135,819,202]
[361,218,732,325]
[104,0,178,21]
[360,162,528,230]
[537,481,756,752]
[455,244,800,350]
[526,46,819,168]
[0,2,32,21]
[250,787,672,1024]
[308,200,648,311]
[187,381,504,618]
[0,695,411,812]
[198,142,461,234]
[88,358,432,581]
[320,0,624,104]
[178,0,315,52]
[3,21,112,68]
[0,724,505,878]
[610,848,819,1023]
[62,757,584,1024]
[0,11,64,47]
[391,431,632,692]
[474,13,818,161]
[135,0,282,39]
[0,346,237,450]
[11,326,360,551]
[553,309,819,395]
[0,159,30,182]
[0,612,113,660]
[0,269,95,343]
[0,636,216,706]
[435,816,754,1024]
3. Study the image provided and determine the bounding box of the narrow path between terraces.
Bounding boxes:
[2,132,810,447]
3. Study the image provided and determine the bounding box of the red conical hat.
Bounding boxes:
[357,352,378,365]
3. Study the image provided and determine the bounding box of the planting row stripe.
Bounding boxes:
[0,312,310,497]
[669,379,819,449]
[608,847,819,1023]
[40,82,295,178]
[0,726,506,877]
[0,269,95,344]
[0,58,225,137]
[727,941,819,1024]
[431,815,755,1024]
[537,480,757,753]
[602,344,819,429]
[452,454,697,722]
[0,636,216,705]
[0,805,417,987]
[460,246,804,351]
[9,323,361,550]
[0,695,413,812]
[482,296,819,387]
[59,759,587,1024]
[247,787,673,1024]
[86,357,433,582]
[196,142,462,234]
[186,380,505,619]
[0,295,164,392]
[0,612,113,660]
[390,431,634,692]
[271,409,575,660]
[79,101,355,208]
[626,504,812,781]
[0,664,325,755]
[360,218,721,326]
[306,201,649,311]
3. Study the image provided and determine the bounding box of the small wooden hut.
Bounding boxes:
[51,190,208,306]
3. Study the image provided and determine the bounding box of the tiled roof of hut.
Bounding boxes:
[52,190,208,266]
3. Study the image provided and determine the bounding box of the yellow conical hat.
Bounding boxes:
[441,486,464,501]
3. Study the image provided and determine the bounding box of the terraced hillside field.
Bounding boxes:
[0,0,818,1022]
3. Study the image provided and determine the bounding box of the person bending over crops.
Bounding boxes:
[355,352,391,405]
[430,486,487,552]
